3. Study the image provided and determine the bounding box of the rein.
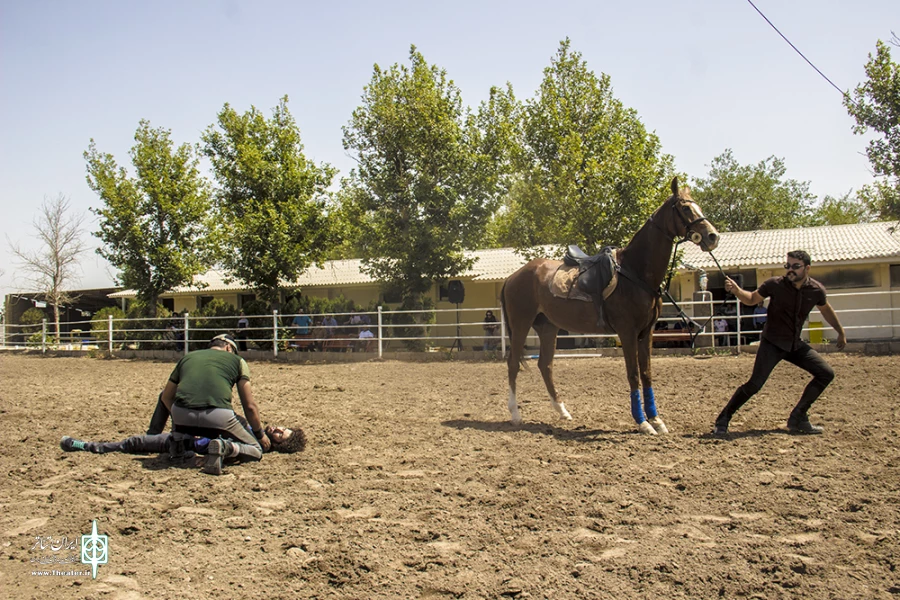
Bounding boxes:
[660,245,731,348]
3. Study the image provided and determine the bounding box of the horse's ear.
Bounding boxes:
[671,177,679,197]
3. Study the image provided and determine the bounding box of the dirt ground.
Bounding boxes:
[1,352,898,599]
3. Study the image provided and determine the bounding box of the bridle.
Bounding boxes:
[671,198,710,245]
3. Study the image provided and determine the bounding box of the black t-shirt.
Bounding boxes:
[757,276,827,351]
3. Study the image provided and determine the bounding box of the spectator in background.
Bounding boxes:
[322,314,338,338]
[236,311,250,352]
[292,312,312,337]
[349,310,363,337]
[358,326,375,351]
[753,301,768,329]
[483,310,499,351]
[714,316,729,347]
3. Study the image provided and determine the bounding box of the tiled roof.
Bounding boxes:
[108,222,900,298]
[681,222,900,269]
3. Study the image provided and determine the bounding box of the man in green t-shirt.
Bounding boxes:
[159,333,272,475]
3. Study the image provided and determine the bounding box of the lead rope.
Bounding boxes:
[659,244,731,349]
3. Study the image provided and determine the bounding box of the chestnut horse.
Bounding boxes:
[500,178,719,435]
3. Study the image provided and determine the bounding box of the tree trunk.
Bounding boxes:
[52,302,61,345]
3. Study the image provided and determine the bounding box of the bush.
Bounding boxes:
[90,306,127,344]
[190,299,238,350]
[387,295,435,351]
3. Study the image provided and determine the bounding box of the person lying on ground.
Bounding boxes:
[60,424,306,457]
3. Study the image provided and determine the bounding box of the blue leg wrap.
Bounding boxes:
[643,387,658,419]
[630,389,645,423]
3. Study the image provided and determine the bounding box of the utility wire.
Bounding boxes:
[746,0,852,101]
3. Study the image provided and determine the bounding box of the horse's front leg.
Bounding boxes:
[621,335,657,435]
[638,331,668,434]
[536,322,572,422]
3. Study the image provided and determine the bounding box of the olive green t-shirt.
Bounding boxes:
[169,349,251,410]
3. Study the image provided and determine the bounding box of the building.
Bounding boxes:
[103,221,900,346]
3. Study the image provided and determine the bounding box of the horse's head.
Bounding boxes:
[660,177,719,251]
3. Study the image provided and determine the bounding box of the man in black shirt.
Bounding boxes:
[714,251,846,436]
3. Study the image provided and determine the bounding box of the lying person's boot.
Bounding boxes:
[167,436,189,461]
[202,439,234,476]
[787,420,824,435]
[60,436,100,453]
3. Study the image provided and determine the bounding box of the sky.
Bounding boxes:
[1,0,896,304]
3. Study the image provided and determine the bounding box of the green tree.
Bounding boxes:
[809,191,874,226]
[341,46,504,300]
[202,96,337,309]
[85,121,215,317]
[690,149,816,232]
[493,39,676,254]
[845,36,900,221]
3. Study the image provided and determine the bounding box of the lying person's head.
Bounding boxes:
[265,425,307,454]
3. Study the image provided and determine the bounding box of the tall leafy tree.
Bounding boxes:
[341,46,504,300]
[202,96,337,309]
[85,121,215,317]
[809,191,874,226]
[493,39,676,254]
[7,193,86,342]
[845,36,900,221]
[690,149,816,232]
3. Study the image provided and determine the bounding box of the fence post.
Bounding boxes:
[1,313,5,348]
[735,298,742,353]
[377,306,383,358]
[273,310,279,358]
[41,319,47,353]
[183,312,190,356]
[499,304,506,356]
[108,314,113,355]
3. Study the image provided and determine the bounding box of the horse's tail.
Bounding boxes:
[499,282,527,369]
[500,282,509,346]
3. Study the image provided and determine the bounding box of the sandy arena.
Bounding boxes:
[1,352,898,599]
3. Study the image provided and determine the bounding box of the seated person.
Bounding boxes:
[157,333,272,475]
[292,313,312,337]
[358,326,375,351]
[322,314,338,338]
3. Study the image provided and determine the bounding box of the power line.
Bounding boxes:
[746,0,851,100]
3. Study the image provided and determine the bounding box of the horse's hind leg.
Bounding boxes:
[506,322,530,425]
[535,321,572,422]
[638,333,668,434]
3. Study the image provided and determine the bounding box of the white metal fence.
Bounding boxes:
[1,289,898,357]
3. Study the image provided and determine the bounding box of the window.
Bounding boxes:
[891,265,900,288]
[197,295,215,309]
[239,294,256,308]
[161,298,174,312]
[814,267,877,289]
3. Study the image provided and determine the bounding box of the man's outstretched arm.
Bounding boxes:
[818,302,847,350]
[237,379,271,451]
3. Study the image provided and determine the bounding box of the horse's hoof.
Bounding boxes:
[556,403,573,421]
[510,416,523,426]
[638,421,658,435]
[649,416,669,434]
